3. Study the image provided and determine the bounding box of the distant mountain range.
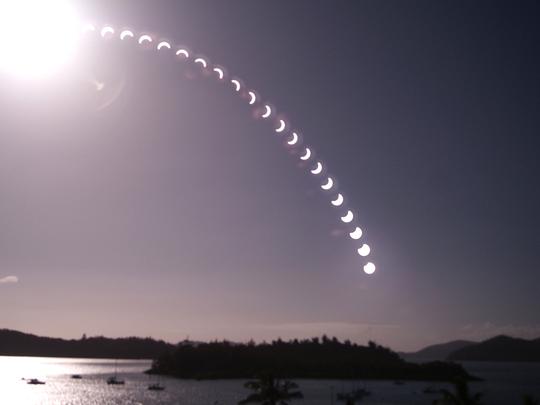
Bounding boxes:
[401,335,540,363]
[400,340,475,362]
[448,335,540,362]
[2,329,540,364]
[0,329,175,359]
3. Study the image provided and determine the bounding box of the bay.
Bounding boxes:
[1,356,539,404]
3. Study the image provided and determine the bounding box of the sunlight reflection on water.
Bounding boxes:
[0,357,247,405]
[1,357,540,404]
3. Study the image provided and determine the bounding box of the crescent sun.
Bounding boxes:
[275,119,286,133]
[310,161,323,175]
[341,210,354,223]
[349,227,362,240]
[138,34,153,44]
[287,132,299,145]
[120,30,134,40]
[321,177,334,190]
[100,26,114,37]
[262,104,272,118]
[357,244,371,257]
[300,147,311,160]
[331,194,344,207]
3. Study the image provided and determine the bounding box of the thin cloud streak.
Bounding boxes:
[0,275,18,284]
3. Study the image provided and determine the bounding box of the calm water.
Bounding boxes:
[1,356,539,404]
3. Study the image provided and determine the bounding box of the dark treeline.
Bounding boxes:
[150,336,475,381]
[0,329,175,359]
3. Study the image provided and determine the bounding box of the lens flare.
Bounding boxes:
[83,23,95,33]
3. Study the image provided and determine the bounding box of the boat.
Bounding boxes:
[148,383,165,391]
[147,372,165,391]
[26,378,46,385]
[71,374,82,379]
[107,376,125,385]
[107,360,125,385]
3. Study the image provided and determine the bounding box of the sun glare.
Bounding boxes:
[0,0,81,78]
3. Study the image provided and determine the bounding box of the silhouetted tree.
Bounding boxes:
[523,396,539,405]
[434,378,483,405]
[238,374,303,405]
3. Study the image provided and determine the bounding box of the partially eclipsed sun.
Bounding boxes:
[0,0,81,78]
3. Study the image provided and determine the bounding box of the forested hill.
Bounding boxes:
[0,329,175,359]
[400,340,475,362]
[150,337,476,381]
[448,335,540,362]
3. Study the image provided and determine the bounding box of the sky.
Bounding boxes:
[0,0,539,352]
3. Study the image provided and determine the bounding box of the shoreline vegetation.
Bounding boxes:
[3,328,540,382]
[149,337,477,382]
[1,330,539,404]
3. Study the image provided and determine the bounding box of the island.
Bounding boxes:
[149,337,477,381]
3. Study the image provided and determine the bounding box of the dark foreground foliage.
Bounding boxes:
[150,336,476,381]
[433,378,483,405]
[239,374,303,405]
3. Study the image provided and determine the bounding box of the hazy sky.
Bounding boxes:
[0,0,539,351]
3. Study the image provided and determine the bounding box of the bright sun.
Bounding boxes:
[0,0,81,78]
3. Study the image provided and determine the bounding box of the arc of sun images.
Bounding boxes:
[0,0,377,275]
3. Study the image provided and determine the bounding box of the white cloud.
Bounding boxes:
[0,276,19,284]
